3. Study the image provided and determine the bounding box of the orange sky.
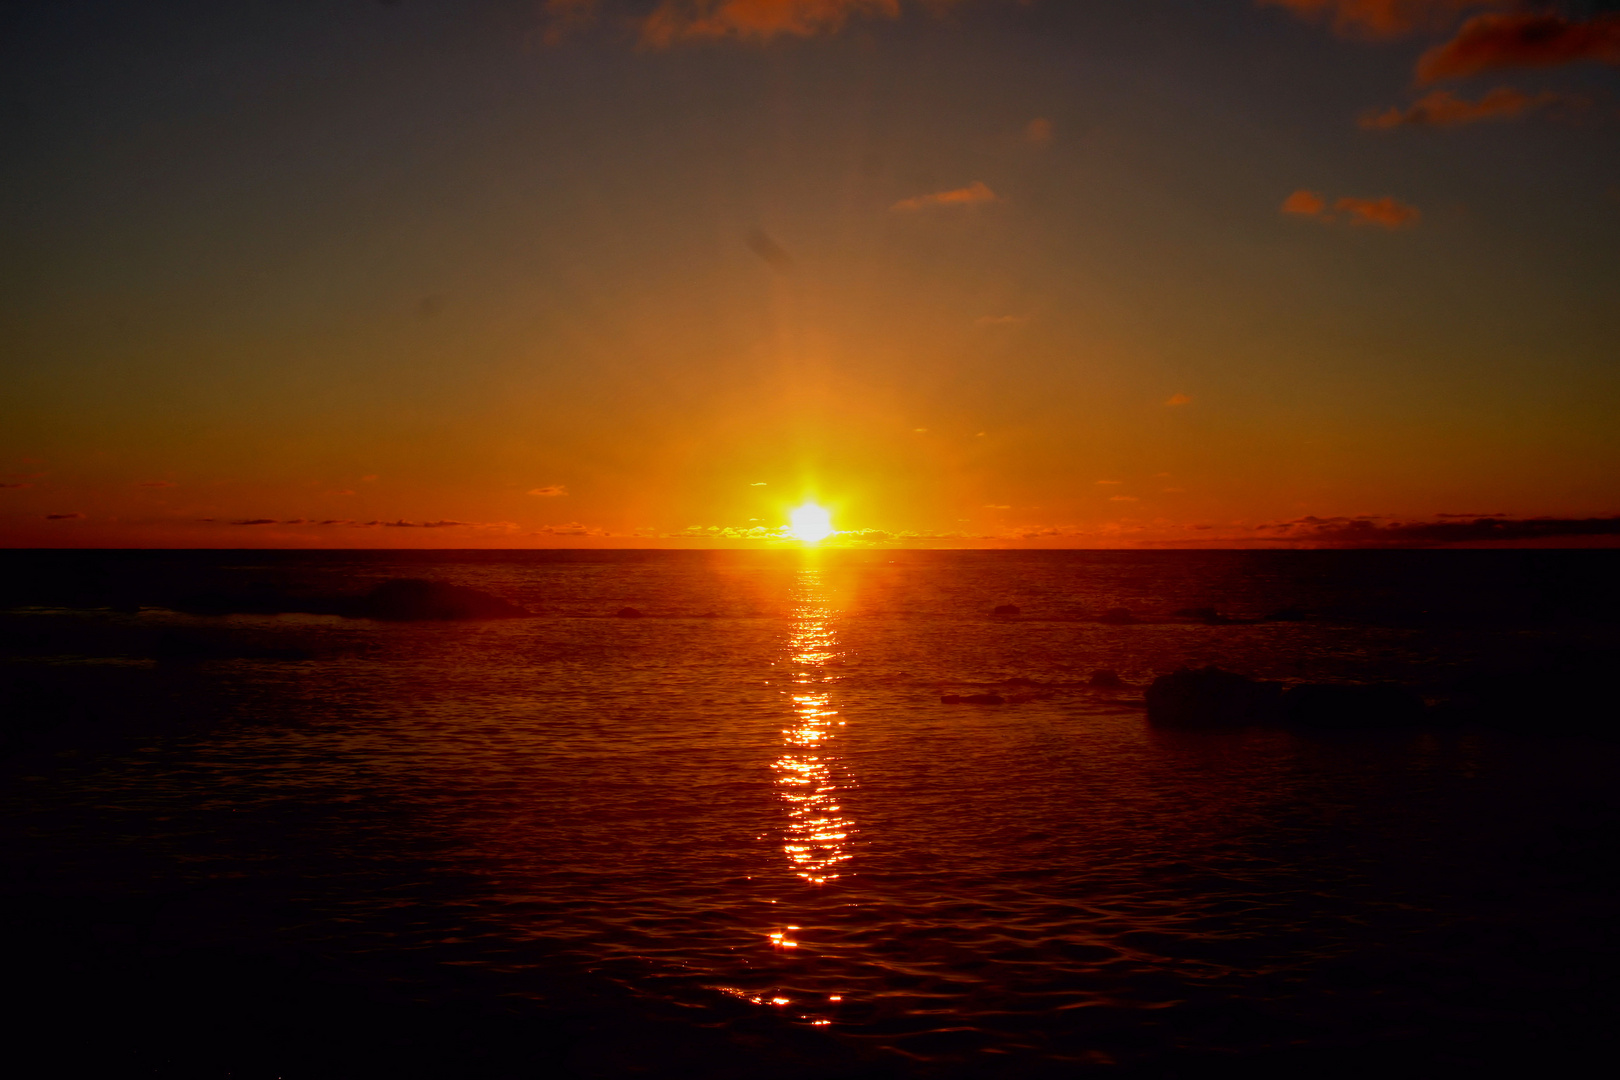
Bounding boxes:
[3,1,1618,548]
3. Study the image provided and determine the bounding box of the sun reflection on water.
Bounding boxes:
[773,567,854,888]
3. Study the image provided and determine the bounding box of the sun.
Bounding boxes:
[788,503,834,543]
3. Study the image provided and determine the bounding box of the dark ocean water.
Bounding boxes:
[2,550,1618,1078]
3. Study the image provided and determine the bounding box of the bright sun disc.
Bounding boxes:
[789,503,834,543]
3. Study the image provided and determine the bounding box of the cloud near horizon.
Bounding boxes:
[44,512,85,520]
[1259,0,1506,40]
[528,485,569,496]
[1256,513,1620,546]
[1359,86,1576,127]
[891,181,998,212]
[1417,11,1620,82]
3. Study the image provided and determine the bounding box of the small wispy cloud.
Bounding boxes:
[528,485,568,497]
[976,314,1028,327]
[1166,393,1193,406]
[44,512,84,520]
[750,482,768,486]
[1336,195,1421,227]
[1359,86,1581,128]
[1259,0,1505,41]
[746,229,795,271]
[1110,495,1140,502]
[1025,117,1053,144]
[892,181,998,212]
[1282,189,1420,228]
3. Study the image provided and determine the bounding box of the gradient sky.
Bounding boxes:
[4,0,1618,547]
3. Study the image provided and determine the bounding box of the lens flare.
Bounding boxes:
[789,503,833,543]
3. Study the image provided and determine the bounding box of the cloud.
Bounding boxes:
[139,480,177,488]
[536,521,608,536]
[750,482,768,486]
[639,0,906,47]
[1110,495,1140,502]
[0,482,32,489]
[976,314,1028,327]
[1256,514,1620,546]
[1335,194,1421,227]
[984,504,1012,509]
[1165,393,1193,406]
[1259,0,1506,40]
[1025,117,1053,144]
[1418,11,1620,82]
[1281,189,1328,217]
[230,519,279,526]
[1283,189,1420,227]
[746,229,795,270]
[528,485,568,497]
[1359,86,1579,127]
[891,181,998,212]
[44,512,84,520]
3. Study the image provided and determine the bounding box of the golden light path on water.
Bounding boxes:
[774,565,854,890]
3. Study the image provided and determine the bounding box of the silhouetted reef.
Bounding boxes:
[1147,660,1617,734]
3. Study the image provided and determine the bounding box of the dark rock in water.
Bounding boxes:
[1088,670,1127,690]
[1266,606,1309,622]
[1282,683,1427,729]
[1146,667,1281,726]
[615,607,643,619]
[991,604,1021,616]
[1100,607,1136,625]
[1174,606,1229,624]
[350,579,532,621]
[940,694,962,704]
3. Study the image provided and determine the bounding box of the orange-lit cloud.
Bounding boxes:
[1,482,32,489]
[1281,188,1328,216]
[1025,117,1053,144]
[638,0,904,47]
[1259,0,1505,40]
[44,512,84,520]
[1417,12,1620,83]
[891,180,998,211]
[528,485,568,496]
[1359,86,1575,127]
[1165,393,1193,406]
[1283,189,1420,227]
[1335,194,1421,227]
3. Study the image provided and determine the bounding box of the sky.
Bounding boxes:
[3,0,1618,548]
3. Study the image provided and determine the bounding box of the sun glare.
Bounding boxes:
[789,503,834,543]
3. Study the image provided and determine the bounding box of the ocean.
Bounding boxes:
[2,549,1617,1078]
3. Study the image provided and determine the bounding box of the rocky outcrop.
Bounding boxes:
[1146,667,1281,727]
[348,579,532,621]
[1281,683,1426,729]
